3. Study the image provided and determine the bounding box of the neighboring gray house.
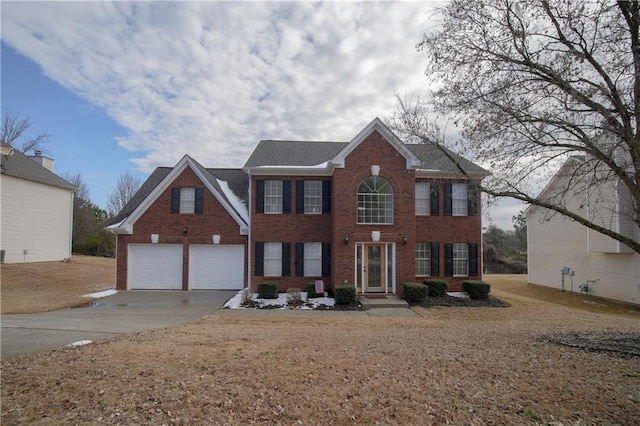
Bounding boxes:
[527,155,640,305]
[0,143,75,263]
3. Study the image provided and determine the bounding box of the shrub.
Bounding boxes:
[306,281,321,298]
[423,279,448,297]
[334,284,356,305]
[257,281,279,299]
[403,283,427,304]
[463,280,491,300]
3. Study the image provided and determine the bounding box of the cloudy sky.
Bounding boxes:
[1,0,523,229]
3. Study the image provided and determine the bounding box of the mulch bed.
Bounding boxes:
[540,331,640,359]
[420,295,511,308]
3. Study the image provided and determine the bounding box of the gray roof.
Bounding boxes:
[244,140,347,167]
[0,142,75,190]
[108,165,249,226]
[244,139,489,176]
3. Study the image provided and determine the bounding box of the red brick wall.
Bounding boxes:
[116,167,248,290]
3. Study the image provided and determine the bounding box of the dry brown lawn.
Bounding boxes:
[0,256,115,314]
[2,266,639,424]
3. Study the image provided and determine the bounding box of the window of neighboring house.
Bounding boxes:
[304,181,322,214]
[303,242,322,276]
[416,182,430,215]
[265,180,283,214]
[452,183,468,216]
[415,243,431,276]
[171,187,203,214]
[180,188,196,214]
[264,242,282,277]
[453,243,468,276]
[357,176,393,224]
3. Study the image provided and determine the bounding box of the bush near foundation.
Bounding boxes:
[306,282,321,298]
[334,285,356,305]
[462,280,491,300]
[403,283,427,304]
[257,282,279,299]
[423,279,448,297]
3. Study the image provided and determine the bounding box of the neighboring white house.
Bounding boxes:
[0,143,75,263]
[527,156,640,305]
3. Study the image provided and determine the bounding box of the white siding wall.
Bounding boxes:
[0,174,73,263]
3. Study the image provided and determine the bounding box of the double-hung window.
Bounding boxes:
[415,243,431,276]
[415,182,430,215]
[453,243,468,276]
[452,183,468,216]
[171,187,203,214]
[357,176,393,224]
[264,242,282,277]
[304,181,322,214]
[303,242,322,276]
[265,180,283,214]
[180,188,195,214]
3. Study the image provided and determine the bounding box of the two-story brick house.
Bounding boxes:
[109,118,489,294]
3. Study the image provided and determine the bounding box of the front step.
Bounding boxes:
[358,295,408,309]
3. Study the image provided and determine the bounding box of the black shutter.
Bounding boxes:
[282,243,291,276]
[469,243,478,276]
[295,243,304,277]
[322,181,331,214]
[255,242,264,277]
[282,180,291,214]
[194,188,204,214]
[430,184,439,216]
[445,243,453,277]
[431,242,440,277]
[171,188,180,213]
[468,184,477,216]
[296,181,305,214]
[256,180,265,213]
[444,183,452,216]
[322,243,331,277]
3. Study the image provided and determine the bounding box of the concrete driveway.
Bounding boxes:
[1,290,236,360]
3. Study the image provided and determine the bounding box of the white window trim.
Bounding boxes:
[265,180,283,214]
[415,243,431,277]
[357,176,394,225]
[415,182,430,216]
[264,242,282,277]
[180,187,196,214]
[304,181,322,215]
[303,242,322,277]
[453,243,469,277]
[452,183,468,216]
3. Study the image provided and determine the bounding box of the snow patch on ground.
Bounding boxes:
[448,292,469,299]
[82,289,118,298]
[224,290,336,310]
[67,340,93,347]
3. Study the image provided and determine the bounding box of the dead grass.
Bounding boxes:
[0,256,115,314]
[2,273,639,425]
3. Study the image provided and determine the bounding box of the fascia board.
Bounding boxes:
[415,169,489,180]
[246,164,335,176]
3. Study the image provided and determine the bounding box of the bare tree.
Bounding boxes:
[391,0,640,254]
[106,173,142,218]
[1,111,51,154]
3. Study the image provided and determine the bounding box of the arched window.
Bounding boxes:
[357,176,393,224]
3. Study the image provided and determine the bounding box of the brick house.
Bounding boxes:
[109,118,489,294]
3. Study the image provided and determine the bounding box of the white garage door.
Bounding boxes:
[128,244,183,290]
[189,245,244,290]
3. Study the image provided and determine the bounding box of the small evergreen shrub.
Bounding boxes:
[334,284,356,305]
[257,281,279,299]
[403,283,427,304]
[306,281,321,298]
[423,279,448,297]
[463,280,491,300]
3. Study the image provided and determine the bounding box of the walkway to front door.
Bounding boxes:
[356,242,395,294]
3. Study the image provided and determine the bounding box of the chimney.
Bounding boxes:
[28,151,55,172]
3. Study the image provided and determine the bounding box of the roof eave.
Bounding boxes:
[415,169,490,180]
[244,164,335,176]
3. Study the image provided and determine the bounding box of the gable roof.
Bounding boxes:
[0,142,75,190]
[244,118,489,178]
[108,155,249,234]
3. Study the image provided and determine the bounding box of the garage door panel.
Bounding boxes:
[128,244,183,290]
[189,245,244,290]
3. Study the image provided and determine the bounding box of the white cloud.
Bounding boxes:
[3,1,437,172]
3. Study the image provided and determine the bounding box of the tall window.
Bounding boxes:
[415,243,431,276]
[453,243,468,276]
[304,242,322,276]
[304,181,322,214]
[357,176,393,224]
[452,183,468,216]
[264,243,282,277]
[180,188,196,214]
[415,182,430,215]
[265,180,283,214]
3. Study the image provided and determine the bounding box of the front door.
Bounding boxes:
[363,244,386,292]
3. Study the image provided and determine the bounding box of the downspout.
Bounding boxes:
[246,169,252,291]
[68,190,74,259]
